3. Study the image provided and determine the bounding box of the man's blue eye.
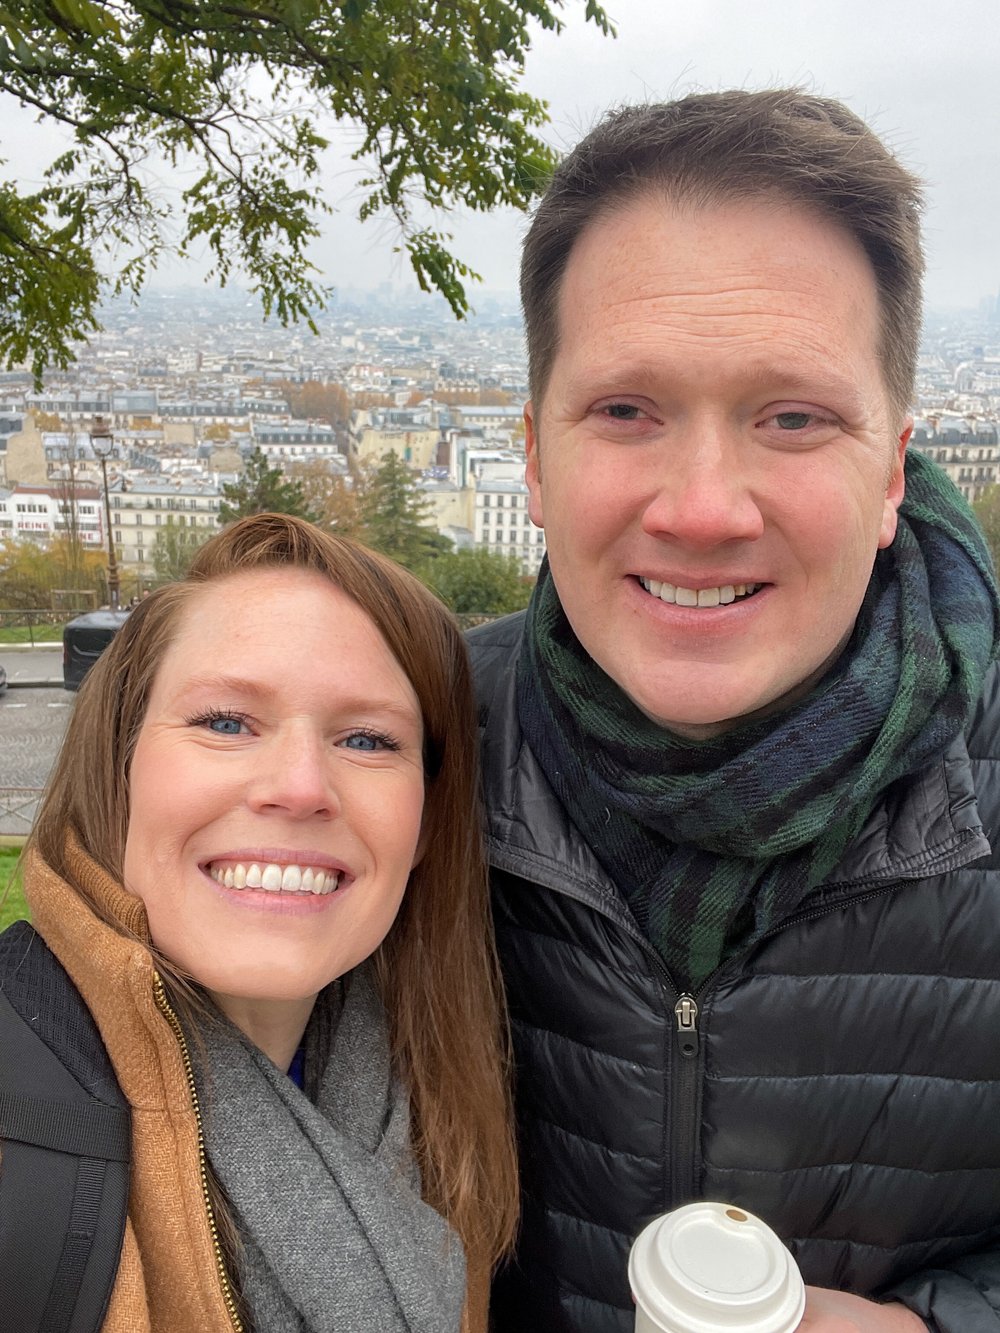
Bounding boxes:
[606,403,640,419]
[775,412,811,430]
[208,716,244,735]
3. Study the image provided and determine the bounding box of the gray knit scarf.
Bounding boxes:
[192,965,466,1333]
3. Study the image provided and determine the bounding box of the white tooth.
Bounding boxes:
[646,579,662,597]
[697,588,721,608]
[233,864,247,889]
[246,863,262,888]
[224,867,234,888]
[261,863,282,891]
[210,866,220,883]
[301,867,315,893]
[282,864,302,891]
[659,582,677,604]
[675,585,698,607]
[312,871,327,894]
[719,585,736,604]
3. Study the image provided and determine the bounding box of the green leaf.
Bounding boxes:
[0,0,616,377]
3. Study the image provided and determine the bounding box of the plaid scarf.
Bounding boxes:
[517,451,1000,991]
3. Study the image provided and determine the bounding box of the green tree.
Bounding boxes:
[1,0,613,383]
[973,484,1000,573]
[219,448,316,524]
[358,450,451,571]
[151,517,213,581]
[420,546,533,616]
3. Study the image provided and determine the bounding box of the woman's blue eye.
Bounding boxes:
[343,732,380,751]
[605,403,640,420]
[207,715,245,735]
[342,730,397,752]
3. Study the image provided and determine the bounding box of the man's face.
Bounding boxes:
[525,194,911,738]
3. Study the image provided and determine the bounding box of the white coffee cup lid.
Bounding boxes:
[628,1202,806,1333]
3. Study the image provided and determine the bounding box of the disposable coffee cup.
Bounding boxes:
[629,1202,805,1333]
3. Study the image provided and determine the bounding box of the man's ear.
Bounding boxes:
[879,419,911,550]
[525,401,544,528]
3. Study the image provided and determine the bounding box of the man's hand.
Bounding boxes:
[799,1287,926,1331]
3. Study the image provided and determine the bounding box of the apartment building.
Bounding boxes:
[109,477,222,571]
[474,473,546,575]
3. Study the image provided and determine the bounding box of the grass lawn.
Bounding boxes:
[0,847,28,930]
[0,623,68,644]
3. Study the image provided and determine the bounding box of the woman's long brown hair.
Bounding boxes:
[29,513,518,1308]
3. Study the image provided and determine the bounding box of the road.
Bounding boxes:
[1,646,64,686]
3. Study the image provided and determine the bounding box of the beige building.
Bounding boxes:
[4,415,49,486]
[420,481,474,535]
[353,425,441,471]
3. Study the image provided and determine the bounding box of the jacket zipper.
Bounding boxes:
[152,973,244,1333]
[619,926,704,1210]
[618,879,912,1212]
[669,992,701,1205]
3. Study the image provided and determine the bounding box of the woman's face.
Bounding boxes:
[122,567,426,1013]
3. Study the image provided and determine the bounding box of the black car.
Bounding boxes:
[63,610,131,690]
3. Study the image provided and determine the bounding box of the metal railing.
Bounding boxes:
[0,609,73,645]
[0,788,44,837]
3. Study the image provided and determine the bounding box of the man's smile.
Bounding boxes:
[637,576,764,608]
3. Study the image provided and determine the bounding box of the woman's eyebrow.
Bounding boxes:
[171,672,273,702]
[171,674,421,725]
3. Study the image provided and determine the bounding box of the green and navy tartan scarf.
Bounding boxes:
[517,450,1000,991]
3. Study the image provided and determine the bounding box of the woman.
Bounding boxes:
[19,512,518,1332]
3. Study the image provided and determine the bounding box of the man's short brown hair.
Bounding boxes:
[520,89,924,418]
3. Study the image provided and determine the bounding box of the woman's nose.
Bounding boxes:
[245,731,339,820]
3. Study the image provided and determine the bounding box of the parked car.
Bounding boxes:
[0,663,6,695]
[63,610,131,691]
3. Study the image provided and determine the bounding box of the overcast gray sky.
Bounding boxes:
[316,0,1000,312]
[6,0,1000,313]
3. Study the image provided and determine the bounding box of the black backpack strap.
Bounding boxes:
[0,920,131,1333]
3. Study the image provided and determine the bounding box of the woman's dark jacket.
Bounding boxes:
[469,611,1000,1333]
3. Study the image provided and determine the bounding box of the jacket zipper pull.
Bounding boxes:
[675,993,699,1058]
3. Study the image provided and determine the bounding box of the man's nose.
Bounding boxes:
[246,730,339,820]
[640,423,765,548]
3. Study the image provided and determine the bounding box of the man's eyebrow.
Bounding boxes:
[741,361,860,402]
[566,359,865,408]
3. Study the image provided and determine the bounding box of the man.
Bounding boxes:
[469,90,1000,1332]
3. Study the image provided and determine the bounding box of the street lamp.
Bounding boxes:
[89,414,121,611]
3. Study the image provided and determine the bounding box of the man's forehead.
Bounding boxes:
[545,193,887,398]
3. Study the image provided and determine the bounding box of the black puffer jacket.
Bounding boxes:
[470,612,1000,1333]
